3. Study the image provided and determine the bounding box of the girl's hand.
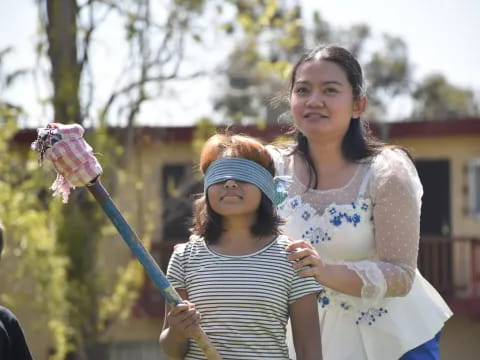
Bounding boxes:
[166,301,202,339]
[286,240,327,284]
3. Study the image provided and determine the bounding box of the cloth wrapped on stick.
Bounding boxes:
[31,123,103,203]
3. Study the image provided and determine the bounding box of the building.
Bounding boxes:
[9,118,480,359]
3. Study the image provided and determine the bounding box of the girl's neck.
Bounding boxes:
[212,234,275,256]
[211,219,275,256]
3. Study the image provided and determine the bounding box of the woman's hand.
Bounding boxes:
[166,301,202,339]
[286,240,365,297]
[286,240,327,284]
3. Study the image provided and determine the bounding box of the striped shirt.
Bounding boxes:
[166,235,322,360]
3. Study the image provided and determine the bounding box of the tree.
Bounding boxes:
[43,0,81,124]
[0,119,71,359]
[411,73,480,120]
[1,46,73,358]
[363,35,411,119]
[214,5,412,124]
[211,1,302,124]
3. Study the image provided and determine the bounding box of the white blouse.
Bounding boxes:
[268,146,452,360]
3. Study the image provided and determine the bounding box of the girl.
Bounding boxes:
[159,134,322,360]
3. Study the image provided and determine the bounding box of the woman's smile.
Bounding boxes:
[303,112,329,120]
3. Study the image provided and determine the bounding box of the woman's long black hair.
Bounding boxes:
[288,45,392,189]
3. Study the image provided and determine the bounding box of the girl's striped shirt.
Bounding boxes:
[166,235,322,360]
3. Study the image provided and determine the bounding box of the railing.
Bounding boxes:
[419,235,480,317]
[133,236,480,318]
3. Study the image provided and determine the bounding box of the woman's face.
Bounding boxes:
[290,59,365,142]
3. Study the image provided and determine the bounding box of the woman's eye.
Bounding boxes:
[325,87,338,94]
[294,87,309,95]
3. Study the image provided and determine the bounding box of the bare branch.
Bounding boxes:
[100,70,208,121]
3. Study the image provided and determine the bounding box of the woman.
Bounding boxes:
[268,45,452,359]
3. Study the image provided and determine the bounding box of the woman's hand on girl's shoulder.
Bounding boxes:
[286,240,326,283]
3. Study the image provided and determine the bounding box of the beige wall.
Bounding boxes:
[393,136,480,294]
[392,135,480,237]
[6,133,480,358]
[393,135,480,358]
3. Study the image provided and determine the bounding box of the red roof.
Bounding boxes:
[12,118,480,146]
[370,117,480,138]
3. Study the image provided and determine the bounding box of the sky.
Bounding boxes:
[0,0,479,127]
[305,0,480,89]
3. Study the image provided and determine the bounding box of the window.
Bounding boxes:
[161,163,202,240]
[468,159,480,218]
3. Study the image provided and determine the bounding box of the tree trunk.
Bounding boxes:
[46,0,81,124]
[45,2,98,358]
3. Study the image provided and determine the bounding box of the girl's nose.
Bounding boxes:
[224,179,238,188]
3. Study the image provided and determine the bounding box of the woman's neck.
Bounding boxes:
[308,139,346,169]
[296,138,356,190]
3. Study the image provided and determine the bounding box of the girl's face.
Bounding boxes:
[290,59,365,142]
[207,178,262,218]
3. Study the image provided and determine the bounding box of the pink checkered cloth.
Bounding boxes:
[31,123,103,203]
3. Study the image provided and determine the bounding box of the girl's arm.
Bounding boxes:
[159,289,201,360]
[289,293,322,360]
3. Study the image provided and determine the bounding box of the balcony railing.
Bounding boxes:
[133,236,480,319]
[419,235,480,317]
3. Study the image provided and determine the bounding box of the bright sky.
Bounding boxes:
[0,0,479,126]
[307,0,480,89]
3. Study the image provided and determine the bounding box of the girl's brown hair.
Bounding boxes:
[192,133,282,244]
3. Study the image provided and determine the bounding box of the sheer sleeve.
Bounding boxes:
[344,148,423,303]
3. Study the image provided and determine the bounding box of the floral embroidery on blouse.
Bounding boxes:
[327,201,369,228]
[277,193,387,325]
[355,307,389,326]
[318,288,389,325]
[300,226,332,244]
[318,289,330,308]
[290,198,300,209]
[310,227,331,244]
[301,210,311,221]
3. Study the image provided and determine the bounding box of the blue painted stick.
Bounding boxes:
[87,180,222,360]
